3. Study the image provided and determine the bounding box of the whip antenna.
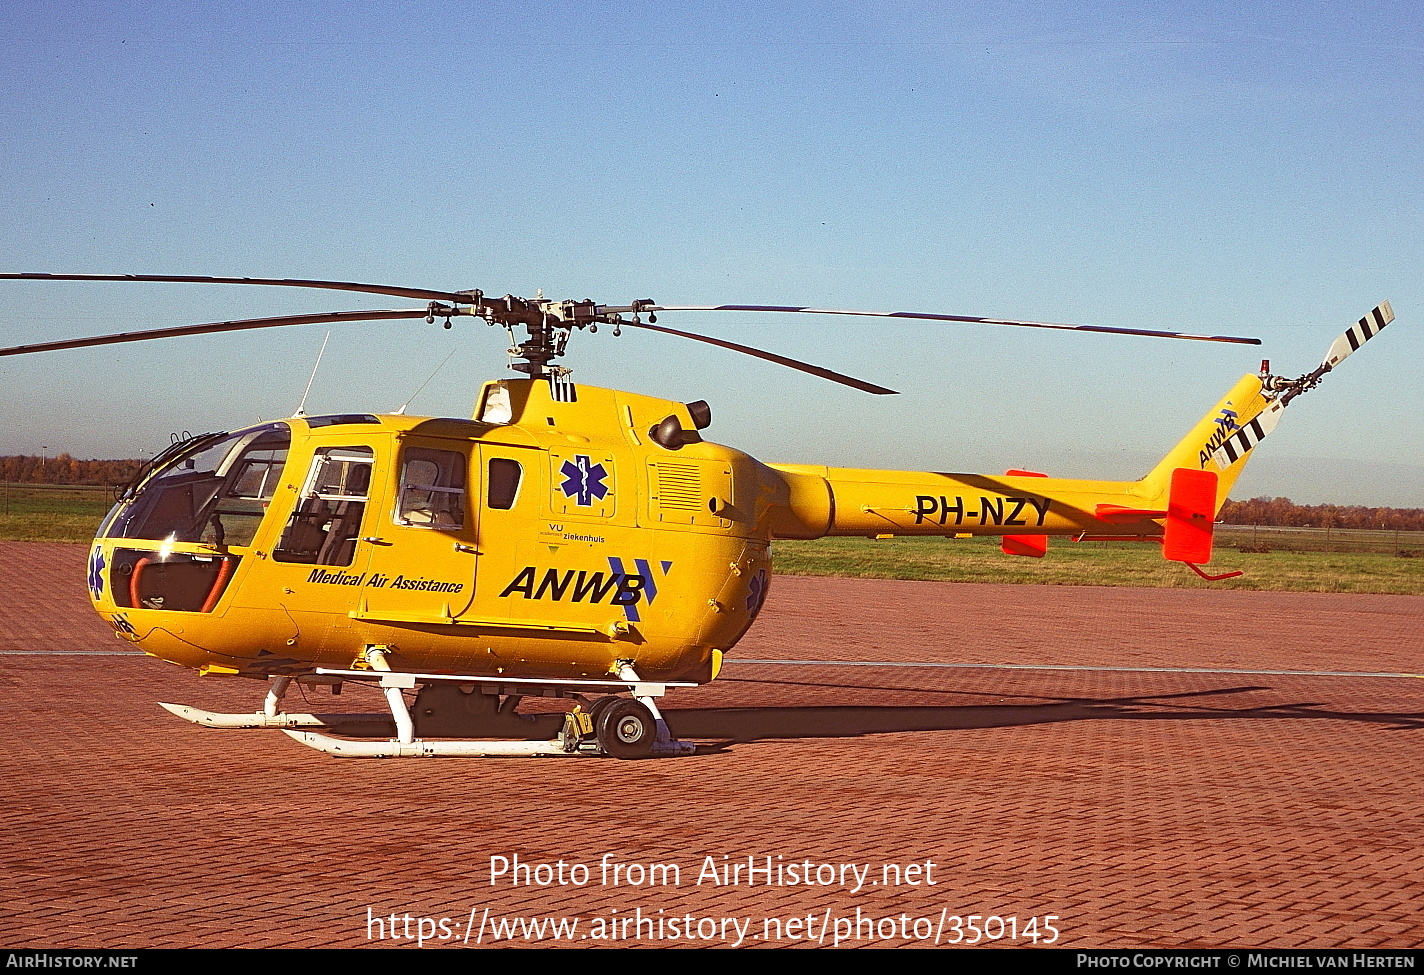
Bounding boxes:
[294,331,331,417]
[395,347,458,415]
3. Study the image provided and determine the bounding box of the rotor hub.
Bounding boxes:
[450,293,658,380]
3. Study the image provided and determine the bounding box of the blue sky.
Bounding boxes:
[1,1,1420,504]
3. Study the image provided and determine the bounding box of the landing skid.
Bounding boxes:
[158,701,390,731]
[282,731,573,758]
[281,729,694,759]
[159,655,698,759]
[159,675,393,734]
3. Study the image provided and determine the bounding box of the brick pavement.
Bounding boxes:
[2,542,1422,948]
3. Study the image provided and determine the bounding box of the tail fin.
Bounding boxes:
[1122,373,1271,574]
[1143,373,1272,509]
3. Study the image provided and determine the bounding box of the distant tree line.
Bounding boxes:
[1220,497,1424,531]
[0,454,143,486]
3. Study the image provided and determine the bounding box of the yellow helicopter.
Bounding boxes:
[0,273,1397,758]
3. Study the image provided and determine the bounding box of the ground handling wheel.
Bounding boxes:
[586,694,620,730]
[596,698,656,759]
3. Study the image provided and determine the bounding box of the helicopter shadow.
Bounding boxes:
[663,678,1424,755]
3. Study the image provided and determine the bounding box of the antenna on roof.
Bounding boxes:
[294,331,331,417]
[395,347,458,415]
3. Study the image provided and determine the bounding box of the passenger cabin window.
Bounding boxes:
[487,458,522,510]
[273,447,374,566]
[396,447,466,529]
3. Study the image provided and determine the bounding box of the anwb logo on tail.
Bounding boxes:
[1198,405,1240,467]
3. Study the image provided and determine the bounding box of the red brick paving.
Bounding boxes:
[2,542,1423,948]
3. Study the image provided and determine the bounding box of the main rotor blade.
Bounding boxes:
[650,304,1262,346]
[620,319,897,394]
[0,308,431,358]
[0,273,468,303]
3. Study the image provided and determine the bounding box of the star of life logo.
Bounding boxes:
[88,546,105,599]
[559,455,610,507]
[745,568,769,615]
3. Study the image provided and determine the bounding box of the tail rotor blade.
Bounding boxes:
[1322,301,1393,370]
[1210,400,1285,470]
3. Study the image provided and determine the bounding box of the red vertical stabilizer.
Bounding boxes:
[1162,467,1217,565]
[1002,469,1049,558]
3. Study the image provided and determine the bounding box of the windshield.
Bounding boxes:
[103,424,291,547]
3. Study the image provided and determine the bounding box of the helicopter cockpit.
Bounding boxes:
[98,424,292,612]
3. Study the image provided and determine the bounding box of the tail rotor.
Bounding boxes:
[1209,302,1395,470]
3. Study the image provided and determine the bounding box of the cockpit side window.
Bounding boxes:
[395,447,466,530]
[273,447,374,566]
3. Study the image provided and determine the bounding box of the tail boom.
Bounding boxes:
[766,372,1275,572]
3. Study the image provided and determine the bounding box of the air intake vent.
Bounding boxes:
[655,463,701,510]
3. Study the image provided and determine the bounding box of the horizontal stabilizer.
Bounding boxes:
[1095,504,1167,523]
